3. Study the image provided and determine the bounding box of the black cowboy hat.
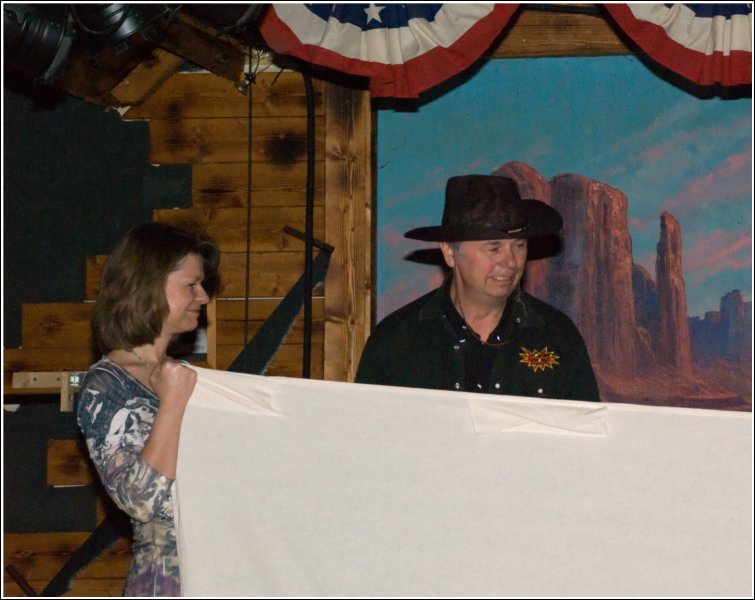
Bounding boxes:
[404,175,562,242]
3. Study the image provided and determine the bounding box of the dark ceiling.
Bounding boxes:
[4,3,272,107]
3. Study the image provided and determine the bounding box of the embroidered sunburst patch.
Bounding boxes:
[519,346,560,372]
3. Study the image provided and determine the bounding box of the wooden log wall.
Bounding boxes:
[3,69,372,596]
[124,70,330,377]
[119,69,372,380]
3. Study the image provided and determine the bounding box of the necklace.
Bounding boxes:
[129,348,157,369]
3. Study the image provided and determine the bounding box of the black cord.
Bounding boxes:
[242,52,255,372]
[302,72,316,379]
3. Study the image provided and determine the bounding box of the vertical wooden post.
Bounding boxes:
[323,82,373,382]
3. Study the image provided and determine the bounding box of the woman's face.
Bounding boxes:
[163,253,210,337]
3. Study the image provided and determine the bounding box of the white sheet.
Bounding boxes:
[175,367,752,597]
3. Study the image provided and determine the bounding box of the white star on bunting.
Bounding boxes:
[364,3,385,25]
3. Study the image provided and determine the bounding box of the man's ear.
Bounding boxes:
[439,242,456,269]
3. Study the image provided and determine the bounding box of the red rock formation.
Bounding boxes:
[486,162,749,408]
[655,212,693,372]
[720,290,750,363]
[632,264,660,370]
[492,161,552,301]
[493,160,551,201]
[548,174,638,378]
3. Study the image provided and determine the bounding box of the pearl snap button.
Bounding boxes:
[494,383,501,389]
[454,382,460,389]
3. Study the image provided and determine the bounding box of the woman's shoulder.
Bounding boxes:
[81,357,129,388]
[77,358,155,430]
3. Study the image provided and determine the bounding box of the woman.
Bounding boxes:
[77,222,220,596]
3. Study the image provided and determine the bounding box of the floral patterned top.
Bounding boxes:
[77,357,180,596]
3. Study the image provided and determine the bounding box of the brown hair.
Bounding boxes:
[92,223,220,354]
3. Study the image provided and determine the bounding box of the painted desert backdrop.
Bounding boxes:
[376,56,751,410]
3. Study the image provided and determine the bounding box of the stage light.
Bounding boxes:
[182,4,268,44]
[3,4,75,83]
[70,4,169,53]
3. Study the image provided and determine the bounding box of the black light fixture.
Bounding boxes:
[70,4,170,53]
[3,4,75,83]
[182,4,268,45]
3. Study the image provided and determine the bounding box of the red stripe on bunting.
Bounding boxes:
[605,4,751,87]
[259,4,518,98]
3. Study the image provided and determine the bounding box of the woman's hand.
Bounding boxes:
[142,359,198,479]
[150,358,197,416]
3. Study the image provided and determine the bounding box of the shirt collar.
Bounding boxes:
[418,275,540,332]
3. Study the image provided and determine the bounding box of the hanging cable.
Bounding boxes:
[241,49,256,372]
[302,72,316,378]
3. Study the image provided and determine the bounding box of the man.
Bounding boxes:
[355,174,600,402]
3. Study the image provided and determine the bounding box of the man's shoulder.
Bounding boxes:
[380,287,441,323]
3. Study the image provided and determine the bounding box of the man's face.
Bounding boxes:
[440,239,528,304]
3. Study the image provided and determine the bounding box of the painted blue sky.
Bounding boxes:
[376,55,752,320]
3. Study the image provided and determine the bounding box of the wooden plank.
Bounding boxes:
[47,439,95,487]
[110,48,186,107]
[4,348,95,396]
[148,115,325,164]
[55,32,161,108]
[214,252,324,298]
[88,251,324,300]
[323,83,373,383]
[3,532,131,583]
[192,161,325,208]
[11,372,70,390]
[124,71,324,120]
[217,322,324,348]
[22,303,94,349]
[156,11,246,84]
[153,206,325,252]
[10,371,82,409]
[216,311,324,346]
[2,575,126,597]
[216,341,324,378]
[491,7,631,58]
[216,297,324,320]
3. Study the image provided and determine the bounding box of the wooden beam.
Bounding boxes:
[491,5,631,58]
[153,206,325,253]
[323,83,373,383]
[109,48,185,106]
[10,371,84,410]
[124,71,324,120]
[147,115,325,164]
[156,11,246,86]
[191,161,325,208]
[55,35,161,107]
[4,348,94,396]
[21,303,93,349]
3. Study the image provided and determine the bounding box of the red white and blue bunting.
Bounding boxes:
[259,4,752,98]
[604,3,752,86]
[259,3,518,98]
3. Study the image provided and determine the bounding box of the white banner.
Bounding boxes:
[176,368,752,597]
